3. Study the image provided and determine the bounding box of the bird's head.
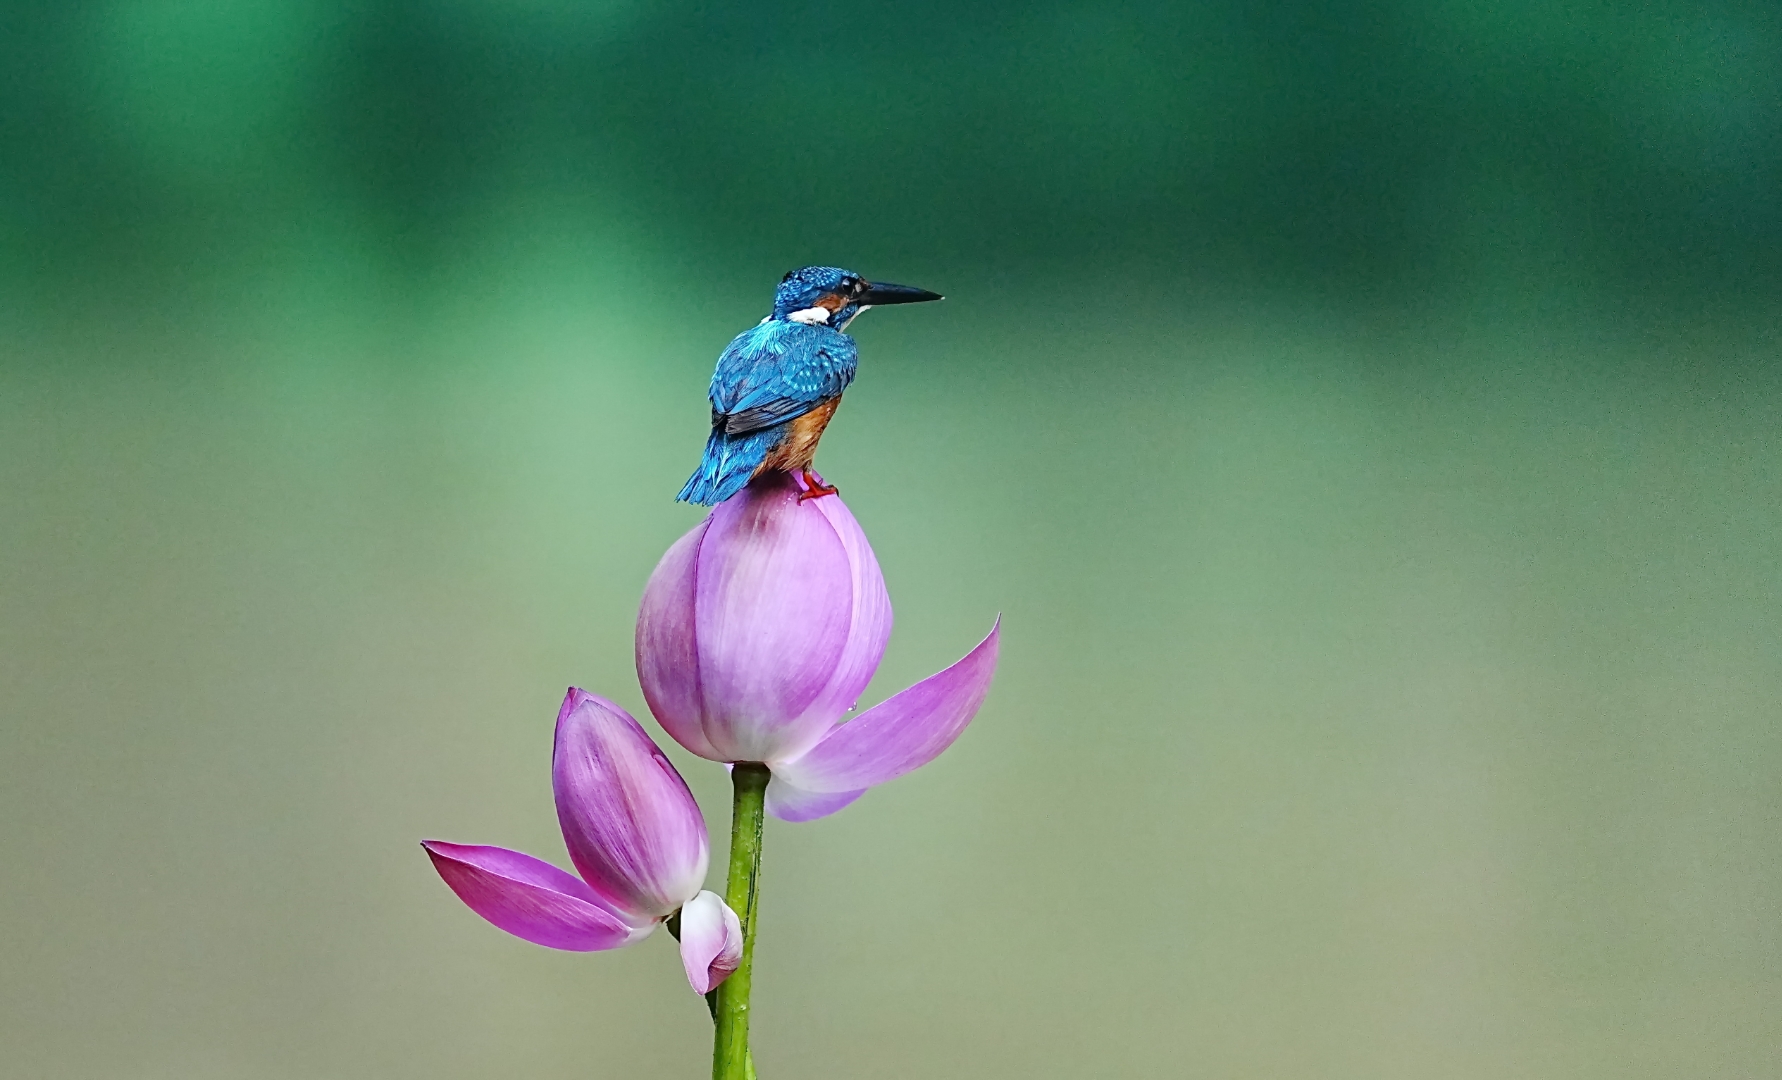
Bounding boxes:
[770,266,942,331]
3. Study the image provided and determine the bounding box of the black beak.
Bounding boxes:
[859,281,943,306]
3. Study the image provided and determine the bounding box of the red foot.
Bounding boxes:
[796,469,839,502]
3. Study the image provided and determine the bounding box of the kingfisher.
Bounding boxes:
[677,265,943,506]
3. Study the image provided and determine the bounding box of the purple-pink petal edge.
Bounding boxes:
[422,841,645,952]
[777,617,1000,795]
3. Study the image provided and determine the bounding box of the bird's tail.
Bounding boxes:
[677,427,782,506]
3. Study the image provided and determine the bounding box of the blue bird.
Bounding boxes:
[677,266,943,506]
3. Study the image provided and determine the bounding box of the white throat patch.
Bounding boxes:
[787,306,832,325]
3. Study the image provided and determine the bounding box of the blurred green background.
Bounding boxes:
[3,3,1779,1078]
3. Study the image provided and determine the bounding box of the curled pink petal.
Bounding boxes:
[677,890,743,994]
[637,474,892,763]
[764,774,867,823]
[775,618,1000,794]
[793,491,893,756]
[636,522,721,761]
[693,477,853,760]
[554,690,709,922]
[422,841,645,951]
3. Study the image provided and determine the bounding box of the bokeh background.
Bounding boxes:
[3,3,1779,1078]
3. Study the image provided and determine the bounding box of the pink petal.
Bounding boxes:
[422,841,646,951]
[636,476,893,764]
[692,477,855,760]
[764,774,867,822]
[636,521,722,761]
[775,618,1000,794]
[677,890,743,994]
[792,490,894,756]
[554,690,709,922]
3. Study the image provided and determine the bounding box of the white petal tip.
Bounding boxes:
[678,890,743,994]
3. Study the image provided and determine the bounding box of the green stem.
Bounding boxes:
[707,994,757,1080]
[664,921,755,1079]
[714,763,769,1080]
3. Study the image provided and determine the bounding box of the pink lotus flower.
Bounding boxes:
[423,689,742,993]
[636,472,1000,822]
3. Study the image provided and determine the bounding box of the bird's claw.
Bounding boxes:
[796,470,838,502]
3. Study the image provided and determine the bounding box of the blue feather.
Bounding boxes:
[676,425,786,505]
[676,265,938,506]
[710,321,858,427]
[677,319,858,506]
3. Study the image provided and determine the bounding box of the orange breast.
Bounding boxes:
[759,397,842,474]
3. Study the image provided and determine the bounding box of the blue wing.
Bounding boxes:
[709,321,858,434]
[677,321,858,506]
